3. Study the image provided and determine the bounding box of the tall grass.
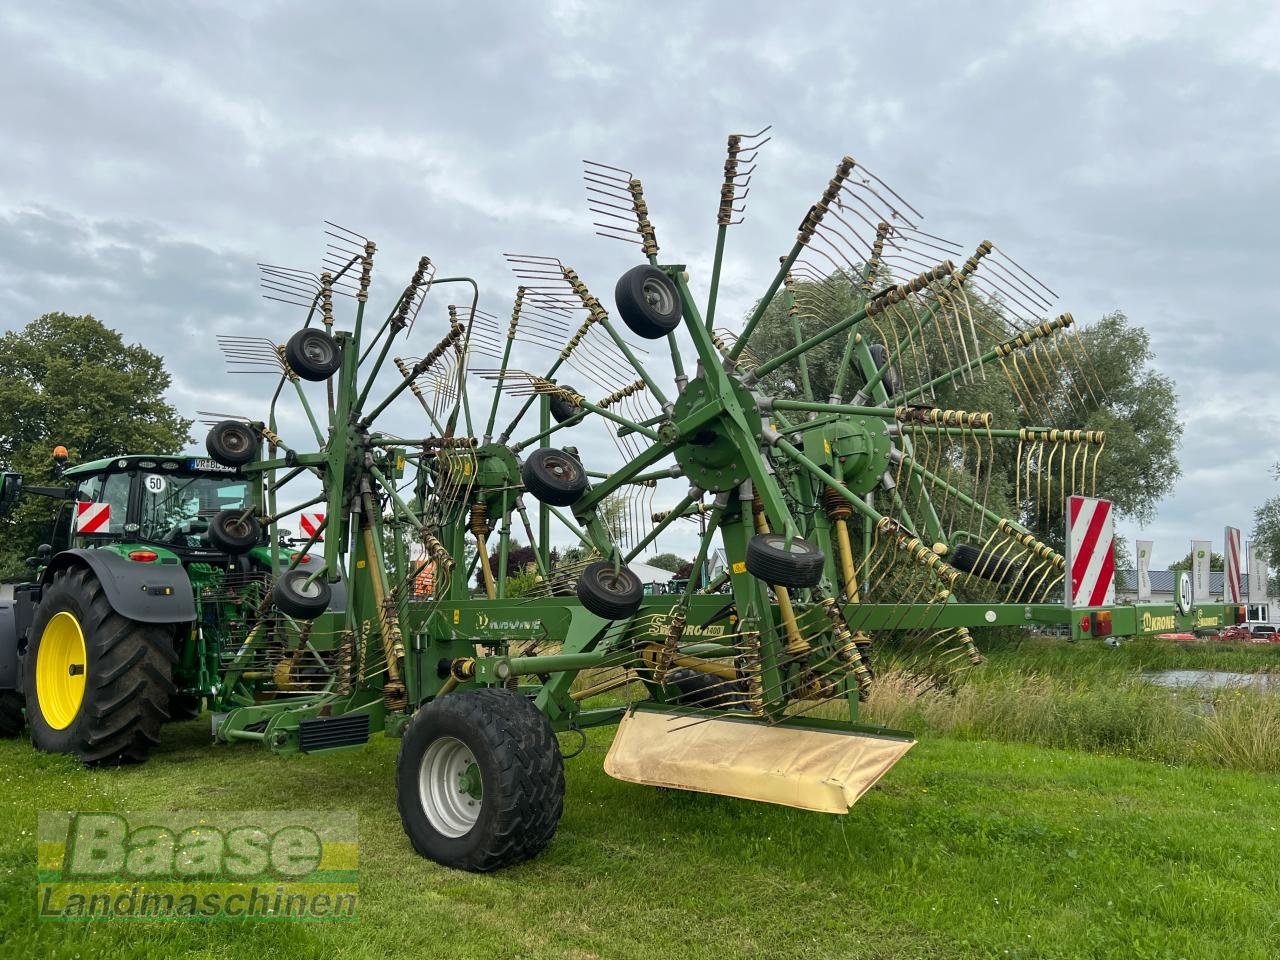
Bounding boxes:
[863,666,1280,774]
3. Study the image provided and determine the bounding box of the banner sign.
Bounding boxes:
[1135,539,1153,602]
[1191,540,1212,602]
[1248,540,1269,604]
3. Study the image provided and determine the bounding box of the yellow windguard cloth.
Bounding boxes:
[603,707,915,814]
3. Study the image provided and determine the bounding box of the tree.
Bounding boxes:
[0,313,193,576]
[1251,464,1280,592]
[1170,550,1224,572]
[646,552,686,574]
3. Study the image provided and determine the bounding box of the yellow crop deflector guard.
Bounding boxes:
[604,707,915,814]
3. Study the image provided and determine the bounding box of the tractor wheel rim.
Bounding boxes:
[36,611,87,730]
[642,276,674,315]
[419,736,482,838]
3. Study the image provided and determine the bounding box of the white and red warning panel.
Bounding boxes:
[1224,526,1243,603]
[74,501,111,535]
[1065,495,1115,608]
[299,512,326,541]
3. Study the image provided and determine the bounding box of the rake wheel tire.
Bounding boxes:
[666,668,746,711]
[949,544,1017,584]
[205,420,257,467]
[0,691,24,737]
[396,687,564,872]
[549,387,583,425]
[745,533,824,588]
[868,343,902,398]
[614,265,681,339]
[285,328,342,381]
[23,567,175,765]
[521,448,588,507]
[576,561,644,620]
[207,509,262,554]
[272,568,333,620]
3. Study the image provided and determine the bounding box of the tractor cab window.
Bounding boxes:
[138,474,250,549]
[71,473,129,540]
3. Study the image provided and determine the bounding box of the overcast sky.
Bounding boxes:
[1,0,1277,570]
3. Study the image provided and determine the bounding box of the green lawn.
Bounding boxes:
[3,714,1279,959]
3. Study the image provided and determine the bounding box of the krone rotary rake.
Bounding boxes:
[189,131,1239,871]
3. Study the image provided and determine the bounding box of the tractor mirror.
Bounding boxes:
[0,472,24,515]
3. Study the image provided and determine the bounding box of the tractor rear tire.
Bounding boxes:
[23,567,175,765]
[168,694,203,721]
[285,328,343,381]
[614,265,682,339]
[0,691,24,737]
[576,561,644,620]
[206,420,258,467]
[745,533,825,588]
[521,448,588,507]
[396,688,564,872]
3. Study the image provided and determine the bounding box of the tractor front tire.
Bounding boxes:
[396,688,564,872]
[23,567,175,765]
[0,691,24,737]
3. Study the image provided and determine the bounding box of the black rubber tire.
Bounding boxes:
[207,509,262,554]
[665,668,746,711]
[521,449,588,507]
[205,420,257,467]
[395,687,564,872]
[868,343,902,397]
[168,694,203,721]
[614,265,681,339]
[0,690,24,737]
[576,561,644,620]
[285,328,342,381]
[950,544,1017,584]
[272,568,333,620]
[549,387,583,425]
[745,533,825,588]
[23,567,175,765]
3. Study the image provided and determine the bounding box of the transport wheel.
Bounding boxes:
[745,533,825,588]
[549,386,583,425]
[614,265,682,339]
[520,448,588,507]
[0,691,24,737]
[23,567,175,765]
[396,688,564,872]
[272,568,333,620]
[207,509,262,554]
[285,328,343,381]
[205,420,257,467]
[576,560,644,620]
[868,343,902,397]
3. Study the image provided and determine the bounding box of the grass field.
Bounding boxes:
[3,638,1280,959]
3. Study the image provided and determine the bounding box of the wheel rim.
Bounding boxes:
[599,570,635,595]
[544,455,578,482]
[418,736,483,838]
[641,276,675,315]
[289,573,323,598]
[36,612,87,730]
[302,335,334,366]
[220,428,248,454]
[772,536,813,555]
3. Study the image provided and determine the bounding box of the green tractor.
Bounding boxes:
[0,447,333,763]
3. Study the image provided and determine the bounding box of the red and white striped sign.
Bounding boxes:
[299,512,326,541]
[1065,495,1115,608]
[74,501,111,535]
[1224,526,1242,603]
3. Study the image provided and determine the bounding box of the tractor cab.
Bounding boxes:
[58,455,257,558]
